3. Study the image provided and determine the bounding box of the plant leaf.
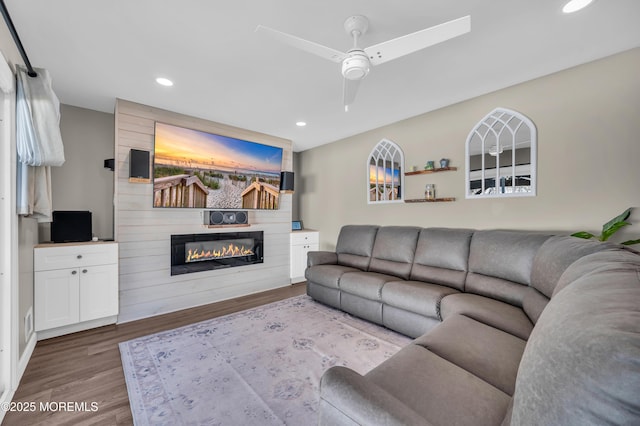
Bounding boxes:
[621,238,640,246]
[571,231,595,239]
[601,221,630,241]
[601,208,633,240]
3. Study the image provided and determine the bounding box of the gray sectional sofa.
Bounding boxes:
[305,225,640,426]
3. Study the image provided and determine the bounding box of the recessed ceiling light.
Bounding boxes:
[295,121,307,127]
[562,0,594,13]
[156,77,174,87]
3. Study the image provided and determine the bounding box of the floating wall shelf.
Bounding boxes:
[405,198,456,203]
[405,166,457,176]
[405,166,457,202]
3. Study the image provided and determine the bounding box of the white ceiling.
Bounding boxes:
[5,0,640,151]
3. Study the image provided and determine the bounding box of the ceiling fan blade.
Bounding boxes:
[364,15,470,66]
[343,78,361,111]
[255,25,347,63]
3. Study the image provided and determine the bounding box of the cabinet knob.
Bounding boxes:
[82,269,88,274]
[77,254,83,259]
[71,270,77,275]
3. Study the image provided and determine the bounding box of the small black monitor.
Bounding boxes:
[51,211,92,243]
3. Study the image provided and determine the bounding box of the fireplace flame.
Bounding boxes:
[186,243,255,263]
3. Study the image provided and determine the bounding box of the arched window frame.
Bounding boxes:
[465,107,537,198]
[367,138,405,204]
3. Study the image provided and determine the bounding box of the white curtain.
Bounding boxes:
[15,66,65,222]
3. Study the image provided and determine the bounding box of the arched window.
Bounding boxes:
[465,108,537,198]
[368,138,405,204]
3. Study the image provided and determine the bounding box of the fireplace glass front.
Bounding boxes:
[171,231,263,275]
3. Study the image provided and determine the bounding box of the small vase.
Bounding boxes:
[425,184,436,200]
[440,158,449,168]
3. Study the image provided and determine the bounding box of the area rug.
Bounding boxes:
[119,295,411,425]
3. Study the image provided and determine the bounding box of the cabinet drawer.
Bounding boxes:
[35,243,118,271]
[291,231,319,246]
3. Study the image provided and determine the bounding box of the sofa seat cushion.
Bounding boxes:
[415,314,526,395]
[365,344,511,426]
[306,264,361,289]
[440,293,533,340]
[382,280,459,320]
[339,271,399,300]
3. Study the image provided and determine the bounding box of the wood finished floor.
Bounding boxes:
[3,283,306,426]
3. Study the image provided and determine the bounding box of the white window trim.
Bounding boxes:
[0,51,18,417]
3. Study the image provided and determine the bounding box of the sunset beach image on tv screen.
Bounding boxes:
[152,122,283,209]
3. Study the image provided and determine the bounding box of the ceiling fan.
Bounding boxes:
[256,14,470,111]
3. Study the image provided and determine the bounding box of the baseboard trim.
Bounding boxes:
[18,333,37,380]
[1,332,38,424]
[0,387,16,423]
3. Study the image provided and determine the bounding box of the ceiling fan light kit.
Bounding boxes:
[256,14,471,111]
[342,52,370,80]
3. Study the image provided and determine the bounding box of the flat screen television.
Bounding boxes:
[153,122,284,210]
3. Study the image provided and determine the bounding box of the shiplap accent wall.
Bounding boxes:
[114,99,293,323]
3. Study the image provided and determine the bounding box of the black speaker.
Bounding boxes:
[205,210,248,226]
[103,158,114,171]
[280,171,294,192]
[130,149,150,179]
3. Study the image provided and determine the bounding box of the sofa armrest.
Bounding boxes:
[319,366,433,426]
[307,251,338,267]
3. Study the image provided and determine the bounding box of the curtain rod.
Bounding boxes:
[0,0,37,77]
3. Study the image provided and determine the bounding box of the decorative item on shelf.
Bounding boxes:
[412,165,418,172]
[425,161,435,170]
[425,184,436,200]
[440,158,450,168]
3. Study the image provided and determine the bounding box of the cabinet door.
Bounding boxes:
[35,269,80,331]
[79,264,119,322]
[291,244,307,280]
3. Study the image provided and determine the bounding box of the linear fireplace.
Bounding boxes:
[171,231,264,275]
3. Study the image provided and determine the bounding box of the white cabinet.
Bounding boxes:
[290,230,319,283]
[34,242,119,339]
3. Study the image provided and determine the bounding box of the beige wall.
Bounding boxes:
[298,48,640,250]
[38,105,115,241]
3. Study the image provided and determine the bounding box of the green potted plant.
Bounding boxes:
[571,207,640,245]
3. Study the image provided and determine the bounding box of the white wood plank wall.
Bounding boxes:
[114,99,293,323]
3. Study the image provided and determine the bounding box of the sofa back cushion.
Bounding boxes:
[530,235,616,298]
[410,228,474,290]
[466,231,551,306]
[521,236,618,323]
[509,249,640,426]
[336,225,379,270]
[368,226,421,279]
[552,245,639,297]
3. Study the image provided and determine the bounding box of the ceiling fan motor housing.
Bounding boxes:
[342,51,370,80]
